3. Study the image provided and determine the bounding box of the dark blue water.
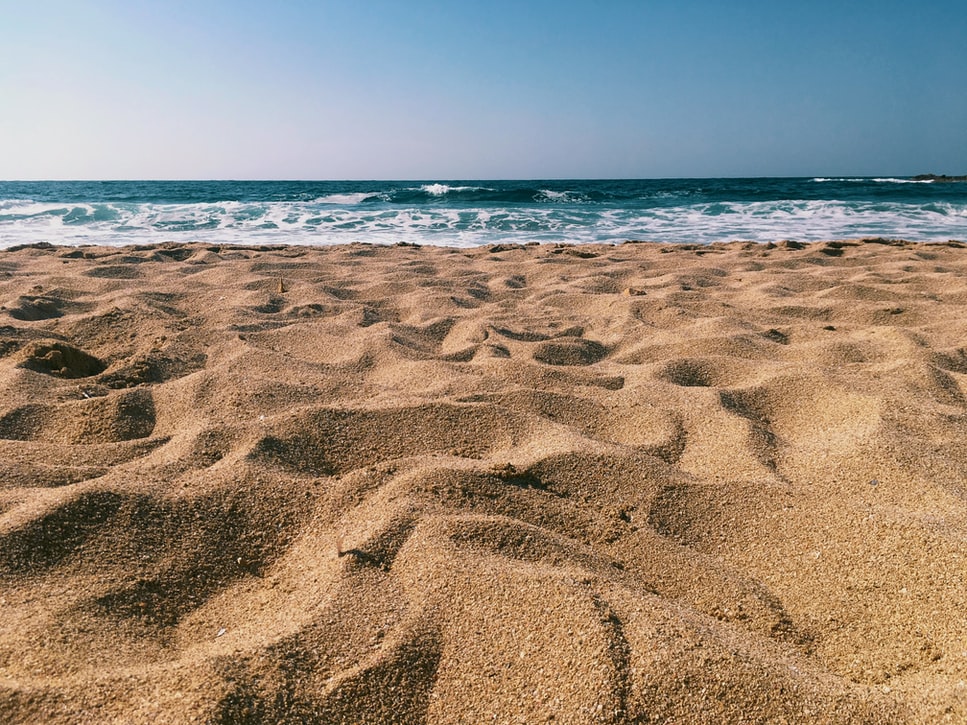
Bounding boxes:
[1,178,965,248]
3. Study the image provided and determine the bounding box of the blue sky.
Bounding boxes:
[2,0,965,179]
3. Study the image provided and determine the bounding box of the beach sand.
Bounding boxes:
[1,238,966,723]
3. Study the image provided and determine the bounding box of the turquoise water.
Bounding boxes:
[1,178,965,248]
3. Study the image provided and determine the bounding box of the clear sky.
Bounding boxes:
[2,0,965,180]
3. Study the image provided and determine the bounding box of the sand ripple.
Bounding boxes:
[1,239,966,723]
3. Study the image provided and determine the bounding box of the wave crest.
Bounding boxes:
[2,179,965,248]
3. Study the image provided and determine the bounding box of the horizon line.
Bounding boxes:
[0,173,947,183]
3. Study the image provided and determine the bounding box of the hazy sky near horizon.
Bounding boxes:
[2,0,966,180]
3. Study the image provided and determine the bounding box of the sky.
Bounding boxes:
[1,0,966,180]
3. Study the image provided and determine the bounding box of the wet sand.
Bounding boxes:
[1,239,966,723]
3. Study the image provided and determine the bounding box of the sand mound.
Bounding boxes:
[1,239,966,723]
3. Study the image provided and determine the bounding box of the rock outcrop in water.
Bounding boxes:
[911,173,967,182]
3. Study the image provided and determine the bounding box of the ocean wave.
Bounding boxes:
[1,197,964,249]
[813,177,934,184]
[418,183,491,196]
[0,201,83,218]
[2,178,966,249]
[388,184,540,205]
[536,189,590,203]
[871,177,934,184]
[314,192,386,205]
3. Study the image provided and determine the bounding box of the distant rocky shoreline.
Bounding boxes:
[912,173,967,182]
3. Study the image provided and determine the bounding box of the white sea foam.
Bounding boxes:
[872,178,934,184]
[539,189,569,201]
[813,177,933,184]
[418,184,488,195]
[538,189,587,202]
[0,201,75,217]
[421,184,448,196]
[1,196,965,249]
[315,192,381,205]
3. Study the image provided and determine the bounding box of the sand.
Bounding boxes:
[0,238,966,723]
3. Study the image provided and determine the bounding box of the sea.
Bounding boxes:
[1,178,965,249]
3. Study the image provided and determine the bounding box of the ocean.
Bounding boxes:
[1,178,965,249]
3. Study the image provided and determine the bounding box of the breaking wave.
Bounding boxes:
[1,178,965,248]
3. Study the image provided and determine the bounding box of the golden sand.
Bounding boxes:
[1,239,966,723]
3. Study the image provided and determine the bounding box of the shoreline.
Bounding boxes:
[1,237,966,722]
[3,235,965,255]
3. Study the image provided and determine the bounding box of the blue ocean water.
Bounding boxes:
[1,178,965,249]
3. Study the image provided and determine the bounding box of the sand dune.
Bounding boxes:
[1,239,966,723]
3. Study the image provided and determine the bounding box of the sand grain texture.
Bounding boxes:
[1,239,966,723]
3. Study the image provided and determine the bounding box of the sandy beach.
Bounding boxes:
[1,238,966,723]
